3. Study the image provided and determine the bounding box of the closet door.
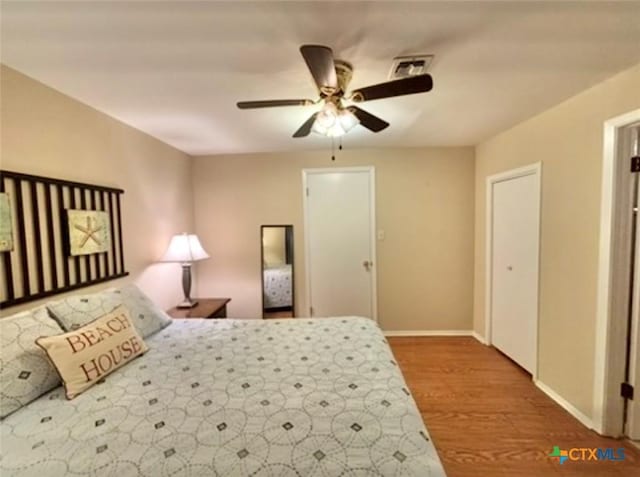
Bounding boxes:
[490,170,540,374]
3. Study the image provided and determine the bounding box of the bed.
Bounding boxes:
[263,264,292,309]
[1,312,446,476]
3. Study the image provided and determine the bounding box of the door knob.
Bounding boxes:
[363,260,372,271]
[507,266,513,271]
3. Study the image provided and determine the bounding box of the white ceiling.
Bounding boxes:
[2,1,639,156]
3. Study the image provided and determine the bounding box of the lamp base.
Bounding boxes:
[177,299,198,309]
[177,264,196,308]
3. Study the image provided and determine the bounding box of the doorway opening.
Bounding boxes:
[261,225,295,319]
[594,109,640,439]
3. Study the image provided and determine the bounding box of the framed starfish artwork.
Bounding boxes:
[0,192,14,252]
[67,209,111,256]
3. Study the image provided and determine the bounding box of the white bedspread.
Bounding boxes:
[0,317,446,476]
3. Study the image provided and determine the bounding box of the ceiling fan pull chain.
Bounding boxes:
[339,137,343,151]
[331,137,336,161]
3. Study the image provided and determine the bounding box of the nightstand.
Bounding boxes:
[167,298,231,319]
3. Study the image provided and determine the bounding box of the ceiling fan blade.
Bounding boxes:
[349,106,389,132]
[351,74,433,102]
[293,112,319,138]
[300,45,338,94]
[237,99,314,109]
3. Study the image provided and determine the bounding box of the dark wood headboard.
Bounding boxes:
[0,170,128,308]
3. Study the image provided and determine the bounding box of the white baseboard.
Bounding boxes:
[383,330,473,337]
[534,379,594,430]
[471,331,488,345]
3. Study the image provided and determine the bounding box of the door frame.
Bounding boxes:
[594,108,640,436]
[485,162,542,379]
[260,225,295,318]
[302,166,378,321]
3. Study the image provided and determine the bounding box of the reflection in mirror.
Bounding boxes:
[261,225,294,318]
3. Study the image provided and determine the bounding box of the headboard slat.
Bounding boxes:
[44,183,58,290]
[71,187,81,285]
[14,179,30,297]
[30,181,45,294]
[56,184,71,288]
[116,193,125,275]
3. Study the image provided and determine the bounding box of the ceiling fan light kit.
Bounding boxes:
[237,44,434,139]
[311,102,360,138]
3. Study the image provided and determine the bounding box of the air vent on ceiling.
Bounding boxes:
[389,55,434,80]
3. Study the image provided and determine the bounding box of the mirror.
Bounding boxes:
[261,225,294,318]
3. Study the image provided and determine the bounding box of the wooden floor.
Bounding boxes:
[388,336,640,477]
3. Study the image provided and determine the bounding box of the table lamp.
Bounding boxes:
[161,233,209,308]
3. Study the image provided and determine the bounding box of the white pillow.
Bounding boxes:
[109,284,172,337]
[45,290,121,332]
[47,284,171,338]
[0,306,64,418]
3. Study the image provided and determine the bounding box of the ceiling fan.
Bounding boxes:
[237,45,434,138]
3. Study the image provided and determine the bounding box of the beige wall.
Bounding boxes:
[0,65,194,316]
[192,147,475,331]
[474,63,640,417]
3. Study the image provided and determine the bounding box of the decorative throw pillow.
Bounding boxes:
[0,307,64,418]
[47,284,171,338]
[36,305,148,399]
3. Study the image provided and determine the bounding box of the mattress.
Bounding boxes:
[0,317,446,476]
[263,265,292,309]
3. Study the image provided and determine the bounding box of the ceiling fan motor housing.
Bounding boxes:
[333,60,353,96]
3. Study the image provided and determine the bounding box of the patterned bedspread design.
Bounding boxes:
[0,317,446,476]
[263,265,292,309]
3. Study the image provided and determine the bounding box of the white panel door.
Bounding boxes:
[304,169,375,318]
[491,172,540,374]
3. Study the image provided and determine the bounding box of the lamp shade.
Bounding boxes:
[160,233,209,263]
